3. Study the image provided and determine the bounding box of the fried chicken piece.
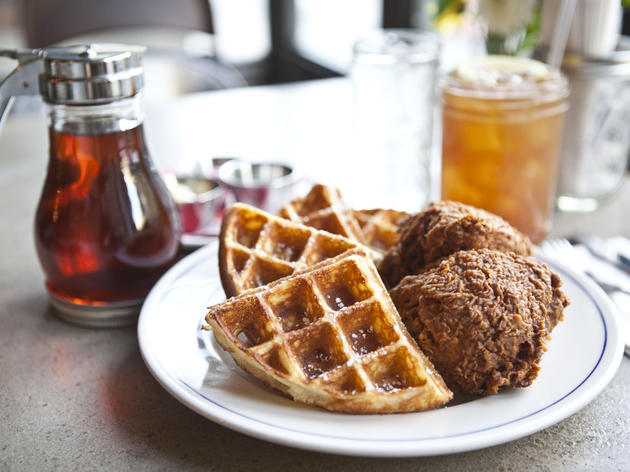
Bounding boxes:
[379,201,533,288]
[390,249,569,395]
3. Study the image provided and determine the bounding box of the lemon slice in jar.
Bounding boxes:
[455,55,558,89]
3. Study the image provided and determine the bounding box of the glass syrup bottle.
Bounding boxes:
[27,45,181,326]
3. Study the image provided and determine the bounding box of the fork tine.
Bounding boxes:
[540,238,575,262]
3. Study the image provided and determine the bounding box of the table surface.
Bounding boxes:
[1,78,629,471]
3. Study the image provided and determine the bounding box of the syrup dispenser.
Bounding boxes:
[0,44,182,326]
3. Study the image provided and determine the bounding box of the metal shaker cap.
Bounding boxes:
[39,44,146,104]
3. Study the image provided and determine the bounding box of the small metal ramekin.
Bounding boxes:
[217,160,299,213]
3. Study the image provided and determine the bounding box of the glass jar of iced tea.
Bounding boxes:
[441,56,569,243]
[32,45,182,326]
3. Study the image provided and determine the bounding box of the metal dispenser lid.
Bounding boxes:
[39,44,146,104]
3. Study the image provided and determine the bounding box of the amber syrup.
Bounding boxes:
[34,125,181,307]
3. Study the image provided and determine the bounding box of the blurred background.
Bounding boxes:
[4,0,630,211]
[5,0,629,101]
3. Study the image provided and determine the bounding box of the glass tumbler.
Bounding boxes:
[555,43,630,212]
[350,29,439,211]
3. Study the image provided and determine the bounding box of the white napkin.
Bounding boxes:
[571,242,630,355]
[609,292,630,356]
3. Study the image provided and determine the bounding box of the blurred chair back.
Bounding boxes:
[22,0,213,48]
[21,0,246,96]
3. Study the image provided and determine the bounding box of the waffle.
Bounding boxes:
[219,203,380,298]
[279,184,366,245]
[205,249,453,414]
[280,184,408,254]
[352,208,409,252]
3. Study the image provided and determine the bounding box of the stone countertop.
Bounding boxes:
[1,82,629,471]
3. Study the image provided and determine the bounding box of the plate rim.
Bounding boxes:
[137,242,624,457]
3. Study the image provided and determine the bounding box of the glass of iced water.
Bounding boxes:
[350,29,440,211]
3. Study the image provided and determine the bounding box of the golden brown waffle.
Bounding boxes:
[352,208,409,252]
[205,249,453,414]
[219,203,380,298]
[280,184,408,254]
[279,184,366,245]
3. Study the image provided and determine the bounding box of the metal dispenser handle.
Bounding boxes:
[0,49,45,132]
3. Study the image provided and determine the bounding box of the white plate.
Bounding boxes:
[138,241,624,457]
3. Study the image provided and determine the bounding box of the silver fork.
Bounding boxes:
[540,238,630,296]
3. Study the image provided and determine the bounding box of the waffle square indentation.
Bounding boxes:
[230,247,251,274]
[337,302,399,355]
[303,235,355,265]
[288,323,349,379]
[320,365,366,394]
[259,222,310,262]
[244,259,294,290]
[234,212,267,248]
[313,259,373,311]
[255,342,291,376]
[303,213,345,236]
[215,297,276,348]
[264,279,325,332]
[293,190,331,216]
[362,346,427,392]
